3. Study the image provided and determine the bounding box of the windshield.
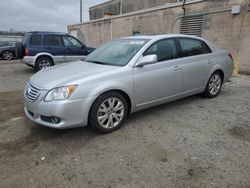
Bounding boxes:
[85,39,149,66]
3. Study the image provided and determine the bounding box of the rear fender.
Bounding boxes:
[206,65,225,85]
[33,53,54,64]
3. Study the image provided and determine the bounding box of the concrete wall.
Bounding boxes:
[0,35,23,42]
[69,0,250,73]
[90,0,121,20]
[89,0,182,20]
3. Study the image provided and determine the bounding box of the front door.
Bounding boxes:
[133,38,183,108]
[63,36,85,62]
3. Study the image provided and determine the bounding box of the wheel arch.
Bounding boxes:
[206,67,225,85]
[33,53,54,65]
[214,69,224,83]
[1,50,15,58]
[35,54,54,65]
[87,89,132,124]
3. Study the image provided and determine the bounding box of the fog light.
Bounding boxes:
[51,116,61,124]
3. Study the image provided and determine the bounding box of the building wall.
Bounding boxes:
[89,0,183,20]
[69,0,250,73]
[0,35,23,42]
[90,0,121,20]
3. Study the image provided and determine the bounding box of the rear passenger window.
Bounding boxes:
[44,35,63,46]
[144,39,177,62]
[179,38,211,57]
[30,35,41,45]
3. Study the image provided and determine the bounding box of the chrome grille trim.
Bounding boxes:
[25,83,41,102]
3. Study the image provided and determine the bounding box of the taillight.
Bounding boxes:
[228,53,234,61]
[24,48,29,56]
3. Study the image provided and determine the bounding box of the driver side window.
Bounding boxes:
[144,39,177,62]
[63,36,82,48]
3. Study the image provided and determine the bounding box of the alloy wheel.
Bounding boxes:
[209,74,221,95]
[39,60,51,70]
[97,97,125,129]
[2,51,13,60]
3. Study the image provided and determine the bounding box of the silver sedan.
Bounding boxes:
[24,34,234,133]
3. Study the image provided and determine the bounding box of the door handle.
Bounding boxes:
[207,60,213,64]
[173,66,182,71]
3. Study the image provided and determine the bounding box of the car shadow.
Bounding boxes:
[0,93,215,157]
[16,67,37,74]
[127,95,202,123]
[27,94,204,141]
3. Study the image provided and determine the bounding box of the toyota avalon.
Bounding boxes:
[24,34,234,133]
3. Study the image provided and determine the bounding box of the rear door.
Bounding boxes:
[63,36,86,62]
[43,35,65,64]
[177,37,213,92]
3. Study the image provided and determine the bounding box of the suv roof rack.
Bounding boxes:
[28,31,68,35]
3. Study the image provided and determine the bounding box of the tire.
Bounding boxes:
[89,92,128,133]
[203,71,223,98]
[2,51,14,60]
[35,56,53,71]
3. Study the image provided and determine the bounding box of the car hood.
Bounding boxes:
[29,61,120,89]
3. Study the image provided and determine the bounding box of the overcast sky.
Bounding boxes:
[0,0,106,32]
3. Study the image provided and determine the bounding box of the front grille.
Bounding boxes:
[25,83,41,102]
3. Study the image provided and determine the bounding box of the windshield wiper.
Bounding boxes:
[85,60,107,65]
[85,60,123,67]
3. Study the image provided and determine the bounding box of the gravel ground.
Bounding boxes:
[0,61,250,188]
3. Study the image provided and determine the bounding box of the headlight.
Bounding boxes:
[44,85,77,102]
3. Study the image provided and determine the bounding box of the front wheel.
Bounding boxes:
[89,92,128,133]
[203,71,223,98]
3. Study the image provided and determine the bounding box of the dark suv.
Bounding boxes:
[21,31,95,70]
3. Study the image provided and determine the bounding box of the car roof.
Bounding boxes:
[26,31,68,36]
[122,34,206,41]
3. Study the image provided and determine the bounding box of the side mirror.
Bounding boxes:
[136,54,157,67]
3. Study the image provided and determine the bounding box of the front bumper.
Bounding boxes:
[22,56,35,66]
[24,92,94,129]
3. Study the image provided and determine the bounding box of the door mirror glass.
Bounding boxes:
[136,54,157,67]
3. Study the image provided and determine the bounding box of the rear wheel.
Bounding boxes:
[203,71,223,98]
[89,92,128,133]
[2,51,14,60]
[35,57,53,71]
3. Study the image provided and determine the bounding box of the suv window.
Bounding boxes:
[44,35,63,46]
[63,36,82,48]
[179,38,211,57]
[30,35,41,45]
[144,39,177,62]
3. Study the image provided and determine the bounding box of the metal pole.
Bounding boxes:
[182,0,186,34]
[120,0,123,15]
[80,0,83,22]
[110,18,113,40]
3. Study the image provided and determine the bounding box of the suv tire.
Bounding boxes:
[35,56,53,71]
